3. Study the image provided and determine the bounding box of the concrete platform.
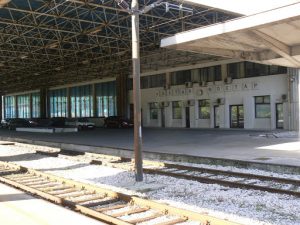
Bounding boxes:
[0,182,107,225]
[0,128,299,168]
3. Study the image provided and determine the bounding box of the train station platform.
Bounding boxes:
[0,128,299,168]
[0,182,106,225]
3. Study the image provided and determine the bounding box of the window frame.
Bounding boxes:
[149,102,159,120]
[255,95,271,118]
[198,99,210,119]
[172,101,182,119]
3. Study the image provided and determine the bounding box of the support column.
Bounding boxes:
[0,95,2,121]
[116,73,128,118]
[40,88,47,118]
[1,96,4,120]
[221,64,227,80]
[287,68,300,131]
[166,72,171,86]
[15,95,18,118]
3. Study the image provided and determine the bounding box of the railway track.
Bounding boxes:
[3,142,300,197]
[57,151,300,198]
[0,161,240,225]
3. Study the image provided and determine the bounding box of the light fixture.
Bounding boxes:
[115,0,129,10]
[0,0,11,8]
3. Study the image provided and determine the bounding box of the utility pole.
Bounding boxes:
[131,0,143,181]
[114,0,192,182]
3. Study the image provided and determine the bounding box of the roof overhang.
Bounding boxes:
[161,3,300,68]
[182,0,299,16]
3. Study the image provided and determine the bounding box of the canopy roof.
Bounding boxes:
[0,0,235,93]
[184,0,299,15]
[161,3,300,68]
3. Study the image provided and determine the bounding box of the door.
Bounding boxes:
[161,108,165,128]
[214,106,220,128]
[230,105,244,128]
[276,103,284,129]
[185,107,190,128]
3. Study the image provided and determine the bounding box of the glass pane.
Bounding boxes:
[255,96,264,103]
[264,95,270,103]
[256,104,271,118]
[276,104,284,128]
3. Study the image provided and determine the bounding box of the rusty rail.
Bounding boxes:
[0,161,241,225]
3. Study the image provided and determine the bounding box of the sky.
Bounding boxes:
[184,0,300,15]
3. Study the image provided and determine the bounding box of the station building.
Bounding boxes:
[1,1,300,132]
[2,59,297,130]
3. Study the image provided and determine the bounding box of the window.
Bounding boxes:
[245,62,268,77]
[17,94,30,118]
[96,81,117,117]
[245,62,287,77]
[227,62,243,79]
[31,92,40,118]
[149,102,159,120]
[141,77,148,89]
[269,65,287,75]
[199,100,210,119]
[171,70,191,85]
[4,96,16,118]
[199,65,221,82]
[149,74,165,88]
[172,101,182,119]
[49,88,68,118]
[255,96,271,118]
[70,85,93,118]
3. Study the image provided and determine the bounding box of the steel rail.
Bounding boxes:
[5,142,300,198]
[0,161,241,225]
[58,151,300,197]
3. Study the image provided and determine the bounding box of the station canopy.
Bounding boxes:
[161,2,300,68]
[0,0,238,94]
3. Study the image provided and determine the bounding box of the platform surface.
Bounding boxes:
[0,182,107,225]
[0,128,299,166]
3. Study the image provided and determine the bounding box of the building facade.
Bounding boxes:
[2,60,299,131]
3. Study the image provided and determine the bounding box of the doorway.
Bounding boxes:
[230,105,244,128]
[161,108,165,128]
[276,103,283,129]
[214,105,220,128]
[185,107,190,128]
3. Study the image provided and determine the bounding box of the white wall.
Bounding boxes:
[130,74,288,130]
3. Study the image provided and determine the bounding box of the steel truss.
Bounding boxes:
[0,0,235,93]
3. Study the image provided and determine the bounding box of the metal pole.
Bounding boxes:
[131,0,143,181]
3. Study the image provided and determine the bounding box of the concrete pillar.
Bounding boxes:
[116,74,128,118]
[239,62,245,78]
[166,72,171,86]
[221,64,227,80]
[287,68,300,131]
[191,69,199,82]
[0,95,2,120]
[40,88,47,118]
[1,96,4,120]
[15,95,18,118]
